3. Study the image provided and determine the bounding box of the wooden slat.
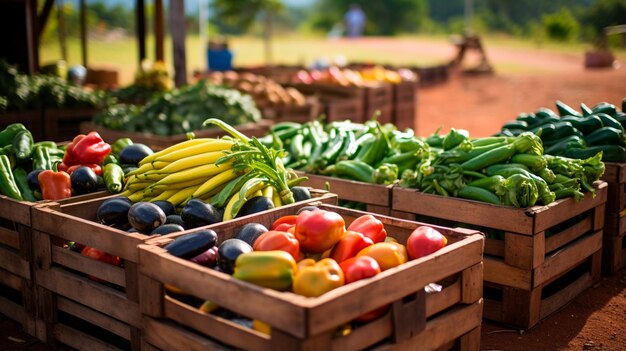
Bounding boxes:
[298,173,392,206]
[545,216,592,253]
[0,248,30,279]
[483,257,532,290]
[51,245,126,287]
[0,226,19,249]
[331,313,392,351]
[54,324,124,351]
[462,263,483,304]
[0,196,33,226]
[0,267,22,290]
[57,297,131,340]
[143,318,233,351]
[0,297,25,324]
[484,238,504,257]
[36,268,140,327]
[602,235,626,275]
[164,296,272,351]
[392,187,534,234]
[426,279,461,317]
[539,270,594,321]
[534,230,602,288]
[504,232,544,270]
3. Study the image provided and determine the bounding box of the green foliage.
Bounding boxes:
[211,0,285,33]
[312,0,429,35]
[582,0,626,40]
[542,8,580,42]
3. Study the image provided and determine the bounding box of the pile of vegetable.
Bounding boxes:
[292,65,417,86]
[203,71,307,109]
[108,60,173,104]
[0,60,104,113]
[0,123,141,202]
[399,128,605,207]
[260,119,430,185]
[93,80,261,136]
[496,98,626,162]
[161,207,447,325]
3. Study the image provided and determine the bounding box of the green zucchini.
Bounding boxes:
[592,113,624,132]
[580,102,593,117]
[502,120,529,131]
[591,102,617,117]
[458,186,502,205]
[541,121,583,142]
[562,145,626,163]
[583,126,625,147]
[530,123,557,139]
[535,108,558,119]
[559,115,603,135]
[516,113,536,125]
[544,135,586,155]
[613,112,626,130]
[555,100,582,117]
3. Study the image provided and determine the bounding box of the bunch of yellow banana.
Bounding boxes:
[120,138,286,217]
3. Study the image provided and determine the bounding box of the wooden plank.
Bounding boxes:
[154,0,164,61]
[143,318,233,351]
[57,297,131,340]
[136,0,146,62]
[54,324,124,351]
[545,216,592,253]
[51,245,126,287]
[0,297,25,325]
[426,279,461,317]
[539,271,594,321]
[366,204,391,216]
[36,268,140,327]
[462,263,483,304]
[392,187,534,235]
[534,230,602,288]
[331,313,392,351]
[484,238,504,257]
[0,226,19,249]
[298,173,392,206]
[138,275,163,317]
[504,232,544,270]
[0,195,33,226]
[459,327,481,351]
[0,248,30,279]
[483,257,532,290]
[602,235,626,275]
[0,267,22,290]
[391,290,426,343]
[169,0,187,87]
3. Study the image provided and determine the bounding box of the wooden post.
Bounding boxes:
[169,0,188,87]
[57,0,67,62]
[79,0,87,68]
[38,0,55,40]
[136,0,146,63]
[155,0,164,62]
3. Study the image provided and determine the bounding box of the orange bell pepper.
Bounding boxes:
[38,170,72,200]
[294,209,345,254]
[357,242,407,271]
[293,258,344,297]
[253,230,300,261]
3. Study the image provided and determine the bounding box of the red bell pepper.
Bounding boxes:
[340,256,388,322]
[294,209,345,254]
[66,164,103,176]
[63,132,111,166]
[253,230,301,261]
[38,170,72,200]
[81,246,122,283]
[347,215,387,243]
[329,230,374,263]
[271,215,297,232]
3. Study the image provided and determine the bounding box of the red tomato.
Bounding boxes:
[339,255,380,284]
[406,226,448,260]
[253,230,300,260]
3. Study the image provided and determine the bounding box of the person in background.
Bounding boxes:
[344,4,365,39]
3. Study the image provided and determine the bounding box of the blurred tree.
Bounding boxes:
[542,8,580,42]
[581,0,626,46]
[312,0,429,36]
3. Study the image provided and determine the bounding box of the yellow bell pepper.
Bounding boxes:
[357,242,408,271]
[293,258,344,297]
[233,251,297,291]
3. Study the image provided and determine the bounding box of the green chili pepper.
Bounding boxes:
[0,155,24,200]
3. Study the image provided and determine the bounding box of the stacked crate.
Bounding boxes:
[601,163,626,274]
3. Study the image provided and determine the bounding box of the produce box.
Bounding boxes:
[601,162,626,274]
[138,203,484,351]
[0,191,108,336]
[30,189,335,350]
[261,96,321,124]
[392,181,607,329]
[391,81,418,131]
[80,120,272,151]
[43,108,101,142]
[295,172,393,216]
[364,83,393,125]
[323,96,364,123]
[0,110,44,141]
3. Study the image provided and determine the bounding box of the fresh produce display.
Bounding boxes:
[292,65,417,86]
[0,123,141,201]
[203,71,307,108]
[496,99,626,162]
[118,118,310,223]
[93,80,261,136]
[260,119,430,185]
[109,60,173,104]
[399,129,605,207]
[0,60,104,112]
[163,206,447,316]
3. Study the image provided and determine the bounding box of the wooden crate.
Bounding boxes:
[0,191,109,336]
[363,83,393,125]
[391,81,418,130]
[29,189,335,350]
[139,202,484,351]
[81,119,272,151]
[261,97,321,124]
[322,96,364,123]
[295,172,393,216]
[0,110,44,141]
[43,108,101,142]
[31,194,153,350]
[600,162,626,274]
[392,182,607,329]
